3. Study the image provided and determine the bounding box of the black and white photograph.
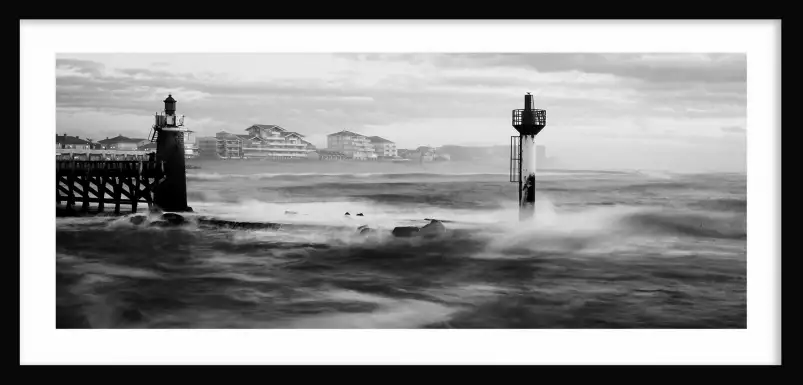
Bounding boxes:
[21,20,781,365]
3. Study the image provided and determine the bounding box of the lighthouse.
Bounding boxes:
[510,93,547,221]
[152,94,192,212]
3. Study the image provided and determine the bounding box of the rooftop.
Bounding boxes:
[248,124,286,132]
[328,130,365,138]
[280,131,305,138]
[97,135,144,144]
[56,134,90,145]
[216,131,241,139]
[368,135,393,144]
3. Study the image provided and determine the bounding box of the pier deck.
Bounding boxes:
[56,160,166,214]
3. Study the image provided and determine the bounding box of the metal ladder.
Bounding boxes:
[509,135,521,183]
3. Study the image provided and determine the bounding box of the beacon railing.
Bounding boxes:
[511,109,547,127]
[154,113,185,127]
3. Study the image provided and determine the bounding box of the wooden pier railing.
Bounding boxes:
[56,160,166,214]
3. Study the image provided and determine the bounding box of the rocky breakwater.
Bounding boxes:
[391,219,447,238]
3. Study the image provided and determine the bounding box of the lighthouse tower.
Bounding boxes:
[510,93,547,221]
[152,94,192,212]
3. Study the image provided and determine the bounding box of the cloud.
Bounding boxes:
[56,58,105,77]
[423,53,747,84]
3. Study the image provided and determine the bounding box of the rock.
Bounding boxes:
[419,219,446,236]
[129,215,147,225]
[345,212,351,216]
[285,210,298,215]
[424,218,454,223]
[392,226,420,237]
[148,220,169,228]
[160,212,185,225]
[356,213,364,216]
[229,221,282,230]
[197,217,281,231]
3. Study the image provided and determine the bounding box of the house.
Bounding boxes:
[215,131,243,159]
[300,139,316,151]
[196,137,219,158]
[397,149,413,159]
[416,145,435,155]
[326,130,377,160]
[97,135,147,151]
[367,136,397,158]
[398,146,437,163]
[56,134,92,150]
[184,142,199,159]
[240,124,312,160]
[137,142,157,152]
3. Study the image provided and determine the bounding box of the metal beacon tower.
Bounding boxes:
[510,93,547,221]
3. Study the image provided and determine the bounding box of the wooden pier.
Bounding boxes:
[56,160,166,214]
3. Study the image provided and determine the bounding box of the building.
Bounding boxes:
[97,135,148,151]
[399,146,436,162]
[397,149,414,159]
[56,134,92,150]
[326,130,377,160]
[211,125,313,160]
[215,131,243,159]
[301,139,316,151]
[138,142,157,152]
[196,137,219,158]
[184,142,199,159]
[57,133,149,160]
[240,124,311,160]
[307,149,348,161]
[368,136,397,158]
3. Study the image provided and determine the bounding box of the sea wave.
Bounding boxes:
[58,196,745,255]
[56,169,747,329]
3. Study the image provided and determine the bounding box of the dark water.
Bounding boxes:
[56,162,746,328]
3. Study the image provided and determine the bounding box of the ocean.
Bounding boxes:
[56,160,747,328]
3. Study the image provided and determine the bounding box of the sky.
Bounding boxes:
[56,53,746,172]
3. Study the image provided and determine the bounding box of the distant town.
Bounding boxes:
[56,123,549,165]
